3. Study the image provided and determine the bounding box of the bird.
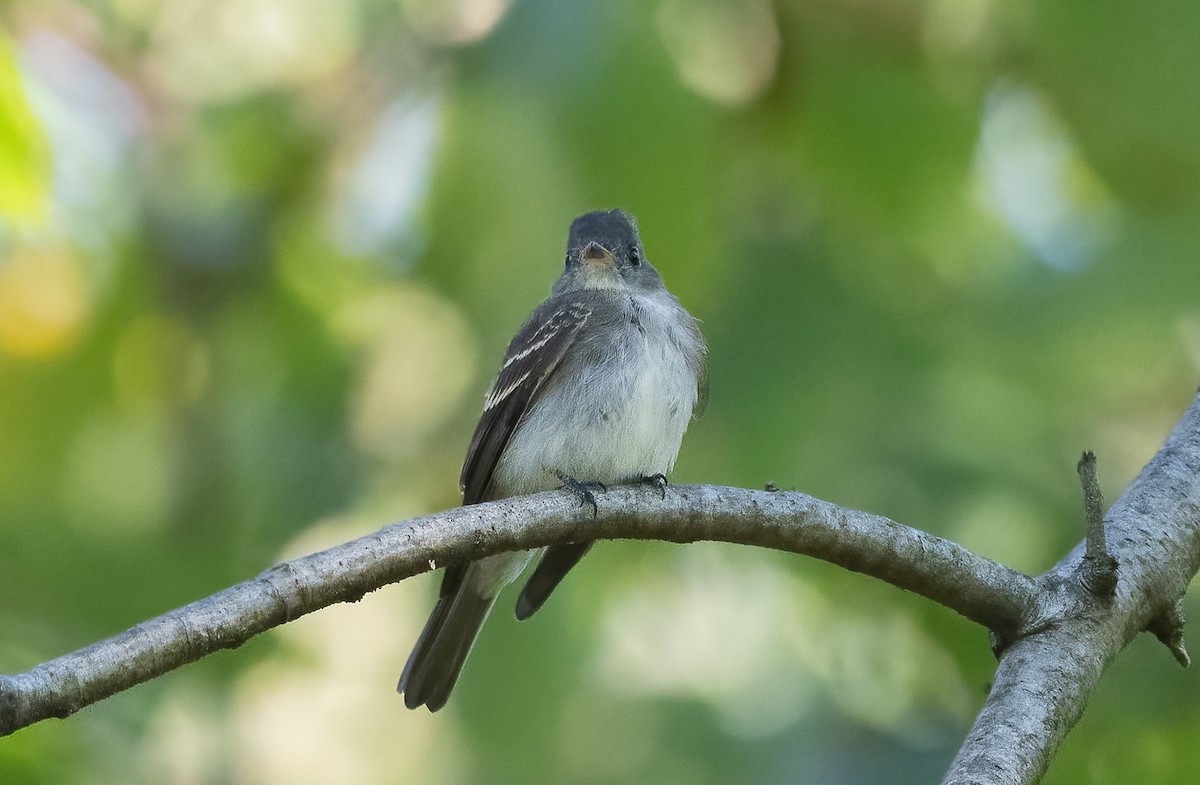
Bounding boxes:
[398,208,708,711]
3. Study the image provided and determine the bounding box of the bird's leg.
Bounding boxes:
[641,473,668,499]
[555,471,607,517]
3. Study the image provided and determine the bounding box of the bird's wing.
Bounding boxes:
[460,296,592,506]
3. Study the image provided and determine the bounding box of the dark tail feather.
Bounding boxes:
[399,584,496,711]
[515,542,593,621]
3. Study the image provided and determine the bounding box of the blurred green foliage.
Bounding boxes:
[0,32,48,226]
[1,1,1199,783]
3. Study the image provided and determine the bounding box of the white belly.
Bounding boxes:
[490,298,699,496]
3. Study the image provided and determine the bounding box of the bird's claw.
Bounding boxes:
[642,473,668,499]
[556,471,606,517]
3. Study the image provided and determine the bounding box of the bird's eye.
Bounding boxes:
[564,253,571,268]
[630,247,641,266]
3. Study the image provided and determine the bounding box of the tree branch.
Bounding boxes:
[944,392,1200,784]
[6,394,1199,785]
[0,485,1033,737]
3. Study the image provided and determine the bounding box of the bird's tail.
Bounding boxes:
[398,582,497,712]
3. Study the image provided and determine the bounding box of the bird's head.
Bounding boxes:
[555,209,664,294]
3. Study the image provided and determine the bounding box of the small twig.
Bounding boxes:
[1149,601,1191,668]
[1078,452,1106,558]
[1077,451,1118,596]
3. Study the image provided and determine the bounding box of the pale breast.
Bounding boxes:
[490,292,702,496]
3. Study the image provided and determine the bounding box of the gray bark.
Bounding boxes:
[0,484,1031,735]
[2,393,1199,785]
[943,392,1200,783]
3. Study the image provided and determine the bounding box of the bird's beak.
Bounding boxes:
[580,241,614,265]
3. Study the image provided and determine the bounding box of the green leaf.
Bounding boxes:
[0,32,50,228]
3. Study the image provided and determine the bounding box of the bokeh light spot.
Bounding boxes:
[146,0,360,102]
[61,411,179,534]
[0,244,90,358]
[974,79,1122,270]
[336,285,478,458]
[657,0,780,106]
[400,0,513,45]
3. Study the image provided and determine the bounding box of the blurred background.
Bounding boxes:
[2,0,1199,782]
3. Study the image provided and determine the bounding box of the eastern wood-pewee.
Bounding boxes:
[399,208,707,711]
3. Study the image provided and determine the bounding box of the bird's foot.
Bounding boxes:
[641,473,668,500]
[555,471,607,517]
